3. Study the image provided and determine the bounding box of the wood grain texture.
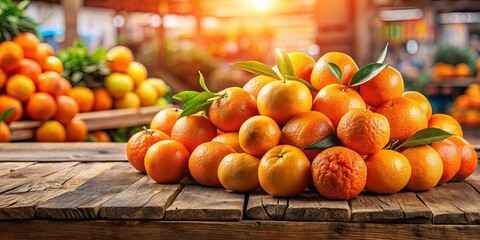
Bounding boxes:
[0,162,118,219]
[0,143,127,162]
[417,182,480,224]
[1,220,480,240]
[35,163,143,219]
[99,176,183,219]
[466,168,480,193]
[245,191,288,220]
[0,162,35,176]
[165,185,244,221]
[285,192,350,222]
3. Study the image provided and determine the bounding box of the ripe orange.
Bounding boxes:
[243,75,276,99]
[189,141,236,187]
[150,108,182,136]
[92,88,113,111]
[364,150,411,194]
[35,43,54,65]
[0,121,10,142]
[257,80,312,125]
[13,32,39,59]
[38,71,70,97]
[0,41,24,72]
[448,136,478,181]
[53,96,79,125]
[65,118,88,142]
[209,87,258,132]
[376,97,428,142]
[280,111,335,161]
[238,115,281,157]
[402,91,433,120]
[68,86,95,112]
[0,95,23,123]
[401,145,443,191]
[6,74,36,102]
[0,68,5,90]
[12,59,42,84]
[212,132,243,153]
[310,52,359,91]
[26,92,57,121]
[171,115,218,153]
[114,92,140,109]
[337,109,390,155]
[431,139,461,184]
[359,66,404,107]
[312,83,366,127]
[428,114,463,137]
[106,46,133,73]
[41,56,64,74]
[35,120,66,142]
[145,139,190,183]
[311,146,367,200]
[91,131,111,142]
[218,153,260,192]
[258,145,311,197]
[288,52,316,82]
[126,128,170,173]
[455,63,471,77]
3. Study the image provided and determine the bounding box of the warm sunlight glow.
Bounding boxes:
[251,0,271,11]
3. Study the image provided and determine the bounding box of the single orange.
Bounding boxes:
[0,95,23,123]
[401,145,443,191]
[150,108,182,136]
[238,115,281,157]
[26,92,57,121]
[126,128,171,173]
[65,118,88,142]
[288,52,316,82]
[218,153,260,193]
[67,86,95,113]
[6,74,36,102]
[0,121,11,142]
[13,32,39,59]
[114,92,140,109]
[41,56,64,74]
[212,132,243,153]
[243,75,276,99]
[37,71,70,97]
[91,131,111,142]
[171,114,218,153]
[402,91,433,120]
[0,41,24,72]
[92,88,113,111]
[359,66,404,107]
[455,63,471,77]
[12,58,42,85]
[428,114,463,137]
[431,139,461,184]
[53,95,79,125]
[448,136,478,181]
[106,46,133,73]
[364,150,411,194]
[35,120,66,142]
[310,52,359,91]
[145,139,190,183]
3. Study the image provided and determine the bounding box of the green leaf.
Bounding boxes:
[198,71,212,93]
[182,91,217,110]
[275,48,294,77]
[304,134,342,150]
[394,128,454,151]
[0,107,16,122]
[284,75,318,93]
[16,0,30,11]
[376,43,389,63]
[383,139,399,150]
[231,61,281,80]
[327,62,343,83]
[178,100,215,119]
[173,91,199,102]
[349,63,389,87]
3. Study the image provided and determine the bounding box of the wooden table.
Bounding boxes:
[1,143,480,239]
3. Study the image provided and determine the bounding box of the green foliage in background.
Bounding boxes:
[57,41,110,88]
[0,0,39,41]
[109,126,144,142]
[433,45,477,74]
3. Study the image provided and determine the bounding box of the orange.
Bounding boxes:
[337,109,390,155]
[6,74,36,102]
[0,95,23,123]
[37,71,70,97]
[288,52,315,82]
[376,97,428,142]
[257,80,312,125]
[465,83,480,97]
[65,118,88,142]
[432,63,455,79]
[145,139,190,183]
[0,68,5,90]
[35,43,54,66]
[26,92,57,121]
[448,136,478,181]
[106,46,133,73]
[35,120,66,142]
[258,145,311,197]
[126,128,170,173]
[67,87,95,112]
[243,75,276,99]
[238,115,281,157]
[0,41,24,72]
[13,32,39,59]
[150,108,182,136]
[463,109,479,126]
[311,146,367,200]
[12,58,42,84]
[455,63,471,77]
[431,139,461,184]
[92,88,113,111]
[310,52,359,91]
[209,87,258,132]
[280,111,335,161]
[126,61,147,87]
[114,92,140,109]
[359,66,404,107]
[218,153,260,192]
[402,91,433,120]
[41,56,64,74]
[91,131,111,142]
[212,132,243,153]
[364,150,411,194]
[0,121,10,142]
[401,145,443,191]
[428,114,463,137]
[171,115,218,153]
[312,83,366,127]
[188,141,236,187]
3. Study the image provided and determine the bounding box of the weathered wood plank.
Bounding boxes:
[0,162,118,219]
[350,192,432,223]
[165,185,244,221]
[417,182,480,224]
[0,143,127,162]
[99,176,183,219]
[35,163,143,219]
[1,220,480,240]
[0,162,35,176]
[285,192,351,222]
[245,191,288,220]
[465,168,480,193]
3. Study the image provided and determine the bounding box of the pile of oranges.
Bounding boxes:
[0,33,87,142]
[450,83,480,126]
[126,47,477,200]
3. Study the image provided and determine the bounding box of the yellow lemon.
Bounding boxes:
[135,82,158,106]
[114,92,140,109]
[144,78,167,98]
[105,72,134,99]
[127,61,147,88]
